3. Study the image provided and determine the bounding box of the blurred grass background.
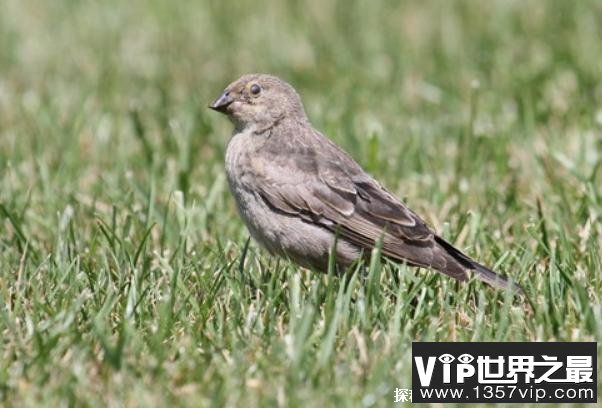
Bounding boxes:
[0,0,601,406]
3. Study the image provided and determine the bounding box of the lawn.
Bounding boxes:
[0,0,600,406]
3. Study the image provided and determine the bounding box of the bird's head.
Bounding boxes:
[209,74,307,130]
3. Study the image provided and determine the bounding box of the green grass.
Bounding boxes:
[1,0,601,406]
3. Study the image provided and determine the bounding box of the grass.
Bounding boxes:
[0,0,601,406]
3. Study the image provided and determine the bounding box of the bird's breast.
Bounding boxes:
[225,130,262,187]
[224,131,274,244]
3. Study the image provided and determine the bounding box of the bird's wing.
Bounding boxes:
[252,127,467,279]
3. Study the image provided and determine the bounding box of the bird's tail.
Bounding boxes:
[434,236,524,296]
[471,261,525,296]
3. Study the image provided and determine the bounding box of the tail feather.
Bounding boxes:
[471,261,525,295]
[434,236,524,296]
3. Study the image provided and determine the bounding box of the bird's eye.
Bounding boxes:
[250,84,261,95]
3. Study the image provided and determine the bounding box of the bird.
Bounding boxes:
[209,73,523,295]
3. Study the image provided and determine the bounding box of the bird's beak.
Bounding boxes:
[209,90,234,113]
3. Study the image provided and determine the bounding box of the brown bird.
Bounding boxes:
[209,73,522,294]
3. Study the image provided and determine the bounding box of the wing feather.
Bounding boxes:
[252,133,442,269]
